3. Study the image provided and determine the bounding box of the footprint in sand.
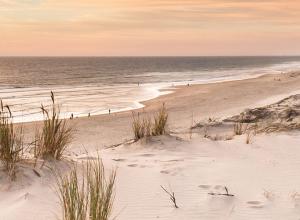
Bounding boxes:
[198,184,225,190]
[139,153,155,157]
[198,184,211,189]
[127,164,138,167]
[214,185,223,190]
[18,192,33,201]
[78,156,98,160]
[162,159,184,163]
[160,170,170,174]
[112,158,126,162]
[247,201,264,209]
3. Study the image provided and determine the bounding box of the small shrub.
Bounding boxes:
[0,102,24,180]
[56,158,116,220]
[35,92,73,160]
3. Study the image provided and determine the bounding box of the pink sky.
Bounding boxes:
[1,0,300,56]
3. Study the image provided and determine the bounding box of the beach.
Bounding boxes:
[2,0,300,218]
[1,71,300,219]
[54,71,300,149]
[1,56,300,123]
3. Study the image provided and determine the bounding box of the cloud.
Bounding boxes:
[1,0,300,55]
[2,0,299,29]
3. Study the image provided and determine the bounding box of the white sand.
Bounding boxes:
[1,72,300,220]
[2,133,300,220]
[107,133,300,220]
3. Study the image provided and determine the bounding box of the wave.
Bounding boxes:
[0,58,300,123]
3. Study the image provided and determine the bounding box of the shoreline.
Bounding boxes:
[21,70,300,149]
[14,71,291,124]
[9,69,295,124]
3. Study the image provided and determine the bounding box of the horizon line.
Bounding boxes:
[1,55,300,58]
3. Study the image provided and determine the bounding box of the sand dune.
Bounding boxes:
[1,72,300,219]
[106,133,300,220]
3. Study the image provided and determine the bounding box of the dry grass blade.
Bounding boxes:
[132,113,143,140]
[56,168,88,220]
[55,158,116,220]
[87,157,116,220]
[245,131,254,144]
[0,101,24,180]
[132,104,168,141]
[143,117,152,138]
[35,92,73,160]
[152,103,168,136]
[233,122,244,135]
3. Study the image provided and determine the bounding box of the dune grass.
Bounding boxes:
[132,113,152,140]
[57,168,88,220]
[132,104,168,140]
[0,101,24,180]
[233,122,244,135]
[245,131,253,144]
[152,103,168,136]
[87,158,116,220]
[56,158,116,220]
[35,92,73,160]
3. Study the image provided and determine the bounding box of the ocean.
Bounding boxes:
[1,56,300,122]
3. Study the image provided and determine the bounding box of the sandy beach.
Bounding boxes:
[59,71,300,149]
[1,71,300,220]
[2,0,300,218]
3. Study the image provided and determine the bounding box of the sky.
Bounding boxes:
[0,0,300,56]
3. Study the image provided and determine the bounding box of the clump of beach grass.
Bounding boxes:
[233,122,244,135]
[35,92,73,160]
[233,113,248,136]
[152,103,168,136]
[132,104,168,140]
[57,168,88,220]
[0,101,24,180]
[132,113,152,140]
[56,158,116,220]
[87,158,116,220]
[245,131,253,144]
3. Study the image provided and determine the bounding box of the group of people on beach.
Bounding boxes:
[70,109,111,119]
[68,81,150,120]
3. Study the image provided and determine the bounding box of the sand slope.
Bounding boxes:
[104,133,300,220]
[3,132,300,220]
[1,72,300,219]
